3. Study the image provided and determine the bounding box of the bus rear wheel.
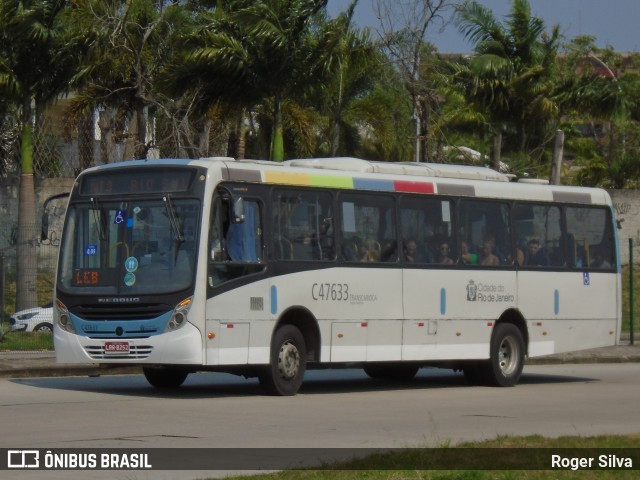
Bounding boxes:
[143,366,189,388]
[259,325,307,396]
[481,323,525,387]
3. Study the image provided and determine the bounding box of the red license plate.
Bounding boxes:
[104,341,130,354]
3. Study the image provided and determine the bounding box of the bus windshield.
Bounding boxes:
[58,197,200,295]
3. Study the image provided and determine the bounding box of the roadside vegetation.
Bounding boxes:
[216,434,639,480]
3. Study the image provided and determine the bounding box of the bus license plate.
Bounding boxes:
[104,341,130,355]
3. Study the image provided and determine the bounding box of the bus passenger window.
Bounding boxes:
[340,193,396,263]
[272,190,335,261]
[566,206,614,270]
[400,197,454,265]
[513,204,562,268]
[458,200,511,266]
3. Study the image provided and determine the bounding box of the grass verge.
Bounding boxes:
[0,331,52,351]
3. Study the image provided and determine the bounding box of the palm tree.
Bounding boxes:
[454,0,560,165]
[309,1,380,157]
[166,0,327,162]
[556,38,635,187]
[0,0,85,310]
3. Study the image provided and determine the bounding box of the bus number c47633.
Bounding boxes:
[311,283,349,302]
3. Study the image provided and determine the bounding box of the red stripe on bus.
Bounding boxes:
[394,180,435,194]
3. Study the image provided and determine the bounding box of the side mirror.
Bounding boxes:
[232,197,245,224]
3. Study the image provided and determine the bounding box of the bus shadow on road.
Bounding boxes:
[11,367,597,398]
[298,368,597,395]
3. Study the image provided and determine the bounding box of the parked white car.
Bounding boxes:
[9,302,54,333]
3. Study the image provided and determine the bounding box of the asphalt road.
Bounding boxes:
[1,363,639,479]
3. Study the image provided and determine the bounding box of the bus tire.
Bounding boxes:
[482,323,525,387]
[259,325,306,396]
[143,366,189,388]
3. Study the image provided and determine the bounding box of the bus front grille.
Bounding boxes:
[84,344,154,360]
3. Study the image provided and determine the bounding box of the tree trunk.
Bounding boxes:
[271,94,284,162]
[99,110,115,164]
[16,117,38,311]
[235,112,248,160]
[491,131,502,171]
[198,118,212,158]
[134,105,148,160]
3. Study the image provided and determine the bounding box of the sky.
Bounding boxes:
[326,0,640,53]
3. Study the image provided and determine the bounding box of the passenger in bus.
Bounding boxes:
[404,238,419,262]
[343,236,370,262]
[525,239,549,266]
[459,241,478,265]
[480,239,500,266]
[435,242,455,265]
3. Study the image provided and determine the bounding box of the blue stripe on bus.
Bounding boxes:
[554,289,560,315]
[271,285,278,315]
[440,288,446,315]
[352,178,395,191]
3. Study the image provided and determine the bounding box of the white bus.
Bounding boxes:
[47,157,621,395]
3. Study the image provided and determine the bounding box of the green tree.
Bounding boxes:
[166,0,327,162]
[307,1,381,157]
[454,0,560,168]
[556,37,638,188]
[0,0,85,310]
[68,0,189,161]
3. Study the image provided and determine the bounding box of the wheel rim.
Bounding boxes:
[278,340,300,380]
[36,326,52,333]
[498,335,520,376]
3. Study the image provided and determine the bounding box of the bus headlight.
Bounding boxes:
[165,297,192,332]
[55,299,76,334]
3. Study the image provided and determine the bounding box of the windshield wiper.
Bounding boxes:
[163,194,185,243]
[90,197,107,241]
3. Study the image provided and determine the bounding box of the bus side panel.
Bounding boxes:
[271,267,404,363]
[205,278,273,366]
[403,269,516,360]
[518,271,618,356]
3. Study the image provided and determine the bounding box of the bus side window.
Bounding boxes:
[459,200,511,266]
[566,206,615,270]
[340,193,395,263]
[273,189,335,262]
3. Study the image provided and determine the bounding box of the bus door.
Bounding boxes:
[205,187,267,366]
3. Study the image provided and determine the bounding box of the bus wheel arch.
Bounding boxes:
[273,306,321,363]
[464,310,528,387]
[259,307,320,396]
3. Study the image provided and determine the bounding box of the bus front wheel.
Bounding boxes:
[143,366,189,388]
[259,325,307,396]
[482,323,525,387]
